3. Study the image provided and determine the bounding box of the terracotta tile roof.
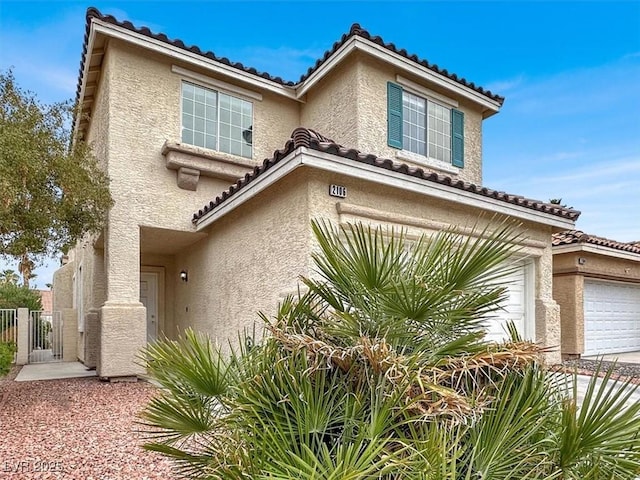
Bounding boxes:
[299,23,504,105]
[78,8,503,109]
[553,231,640,255]
[193,127,580,223]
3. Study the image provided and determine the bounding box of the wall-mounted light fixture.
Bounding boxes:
[180,270,188,282]
[578,257,587,265]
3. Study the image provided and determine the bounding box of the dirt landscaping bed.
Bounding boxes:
[0,371,174,479]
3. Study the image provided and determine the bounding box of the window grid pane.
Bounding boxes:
[401,90,453,165]
[181,82,253,159]
[402,91,426,156]
[427,102,451,163]
[182,82,218,149]
[217,92,253,159]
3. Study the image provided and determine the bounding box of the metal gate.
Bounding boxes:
[28,311,63,364]
[0,309,17,362]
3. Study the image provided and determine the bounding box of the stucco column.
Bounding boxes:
[62,308,78,362]
[84,309,99,368]
[15,308,29,365]
[99,223,146,378]
[535,249,562,365]
[104,222,142,304]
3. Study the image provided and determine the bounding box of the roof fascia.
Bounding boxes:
[90,19,300,101]
[552,243,640,262]
[196,148,576,231]
[73,25,98,141]
[295,36,503,114]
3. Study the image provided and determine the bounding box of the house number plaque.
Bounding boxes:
[329,184,347,198]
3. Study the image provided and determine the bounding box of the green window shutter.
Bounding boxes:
[387,82,403,149]
[451,108,464,168]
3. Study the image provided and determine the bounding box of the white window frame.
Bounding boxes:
[180,80,255,159]
[401,90,452,164]
[394,76,460,174]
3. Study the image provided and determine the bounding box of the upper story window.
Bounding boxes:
[387,82,464,168]
[181,82,253,158]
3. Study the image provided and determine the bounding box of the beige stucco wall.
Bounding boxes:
[301,53,485,185]
[173,169,313,345]
[300,54,360,148]
[52,262,74,312]
[63,240,106,365]
[87,40,302,376]
[553,250,640,357]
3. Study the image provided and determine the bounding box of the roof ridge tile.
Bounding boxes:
[552,230,640,254]
[193,127,580,223]
[81,7,503,108]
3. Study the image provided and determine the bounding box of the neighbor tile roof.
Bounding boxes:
[78,7,503,108]
[193,127,580,223]
[553,231,640,255]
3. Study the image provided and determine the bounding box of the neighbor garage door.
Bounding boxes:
[484,263,532,344]
[584,280,640,356]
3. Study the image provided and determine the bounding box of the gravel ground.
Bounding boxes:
[559,358,640,385]
[0,368,174,480]
[0,357,637,480]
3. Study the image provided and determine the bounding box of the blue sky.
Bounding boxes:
[1,1,639,288]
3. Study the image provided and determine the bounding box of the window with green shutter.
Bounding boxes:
[451,109,464,167]
[387,82,403,149]
[387,82,464,168]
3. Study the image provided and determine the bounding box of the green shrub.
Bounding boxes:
[0,282,42,311]
[0,341,16,377]
[140,221,640,479]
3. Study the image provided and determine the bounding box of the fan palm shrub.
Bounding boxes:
[140,220,640,479]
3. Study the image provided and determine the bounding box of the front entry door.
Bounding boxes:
[140,272,159,344]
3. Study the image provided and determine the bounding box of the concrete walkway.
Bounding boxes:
[15,362,96,382]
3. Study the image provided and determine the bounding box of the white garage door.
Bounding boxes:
[584,280,640,356]
[484,263,533,344]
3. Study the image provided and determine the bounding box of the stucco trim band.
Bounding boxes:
[195,147,577,231]
[163,141,257,185]
[336,202,548,249]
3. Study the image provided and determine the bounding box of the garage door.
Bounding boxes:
[484,263,532,344]
[584,280,640,356]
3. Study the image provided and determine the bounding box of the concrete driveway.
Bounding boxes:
[557,373,640,409]
[583,351,640,363]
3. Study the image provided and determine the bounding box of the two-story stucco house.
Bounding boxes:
[52,8,579,379]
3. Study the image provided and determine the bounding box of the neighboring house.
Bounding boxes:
[52,8,579,379]
[553,231,640,358]
[38,290,53,312]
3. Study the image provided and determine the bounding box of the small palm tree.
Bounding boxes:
[140,220,640,479]
[0,269,20,285]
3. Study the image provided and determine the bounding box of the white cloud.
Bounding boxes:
[485,75,525,94]
[222,45,326,82]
